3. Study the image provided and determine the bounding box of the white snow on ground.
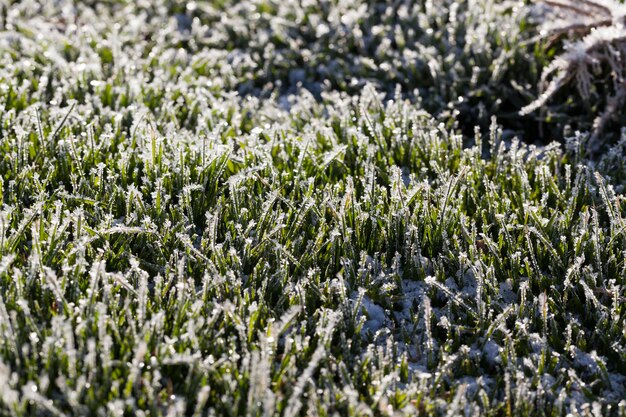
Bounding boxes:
[570,347,601,374]
[352,290,387,335]
[454,375,495,400]
[361,295,386,334]
[394,279,427,322]
[498,279,517,305]
[482,339,502,367]
[406,362,432,380]
[607,373,626,400]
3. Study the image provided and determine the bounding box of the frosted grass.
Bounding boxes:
[0,0,625,416]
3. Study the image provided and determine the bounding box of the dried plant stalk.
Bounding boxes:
[522,0,626,149]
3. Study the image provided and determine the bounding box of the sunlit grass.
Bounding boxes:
[0,1,625,416]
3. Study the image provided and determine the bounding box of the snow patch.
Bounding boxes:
[351,290,387,335]
[482,339,502,367]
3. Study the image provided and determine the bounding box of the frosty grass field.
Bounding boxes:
[0,0,625,416]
